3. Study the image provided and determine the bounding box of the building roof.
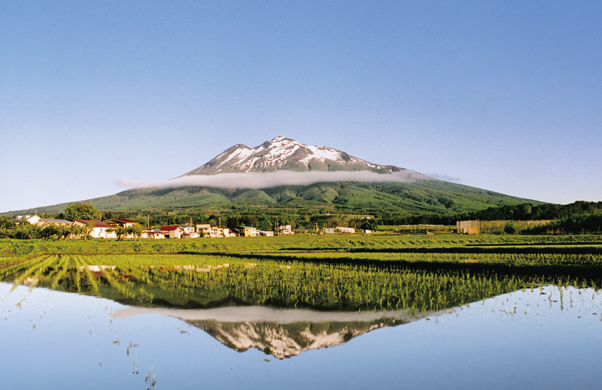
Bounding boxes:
[75,220,112,228]
[161,225,180,231]
[39,219,71,224]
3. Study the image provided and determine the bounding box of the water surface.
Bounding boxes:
[2,282,601,389]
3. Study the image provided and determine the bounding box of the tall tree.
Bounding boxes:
[64,203,101,221]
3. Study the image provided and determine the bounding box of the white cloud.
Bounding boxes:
[425,173,461,183]
[118,170,431,190]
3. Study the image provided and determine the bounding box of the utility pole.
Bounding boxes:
[147,214,150,228]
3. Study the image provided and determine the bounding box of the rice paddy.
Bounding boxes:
[2,234,601,313]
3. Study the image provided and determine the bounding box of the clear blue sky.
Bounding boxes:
[1,1,601,212]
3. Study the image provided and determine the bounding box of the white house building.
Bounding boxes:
[12,215,41,225]
[73,220,117,239]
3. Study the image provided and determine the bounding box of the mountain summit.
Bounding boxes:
[182,136,405,176]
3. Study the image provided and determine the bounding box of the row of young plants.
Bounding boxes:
[1,234,601,256]
[2,253,601,312]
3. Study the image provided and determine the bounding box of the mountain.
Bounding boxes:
[3,137,539,215]
[181,136,408,175]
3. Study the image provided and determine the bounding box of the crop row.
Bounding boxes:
[1,254,600,313]
[1,234,601,257]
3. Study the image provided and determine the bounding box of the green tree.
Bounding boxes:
[107,226,128,241]
[64,203,101,221]
[128,224,143,240]
[360,219,379,231]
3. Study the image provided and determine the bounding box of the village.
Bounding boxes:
[7,214,367,239]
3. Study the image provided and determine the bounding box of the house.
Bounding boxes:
[324,228,335,234]
[196,224,232,238]
[278,225,295,235]
[142,229,165,239]
[37,218,72,227]
[106,218,139,228]
[160,225,183,238]
[238,226,258,237]
[196,224,212,235]
[12,215,41,225]
[73,220,117,239]
[180,225,200,238]
[457,220,480,234]
[337,227,355,234]
[259,230,274,237]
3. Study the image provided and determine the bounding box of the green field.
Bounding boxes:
[2,234,601,313]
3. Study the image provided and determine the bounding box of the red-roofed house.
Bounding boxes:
[73,220,117,239]
[160,225,183,239]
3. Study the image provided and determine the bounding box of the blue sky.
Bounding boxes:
[1,1,601,212]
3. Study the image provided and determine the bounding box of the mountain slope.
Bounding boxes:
[3,136,541,215]
[5,180,537,215]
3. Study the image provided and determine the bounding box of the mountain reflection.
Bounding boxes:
[114,306,439,359]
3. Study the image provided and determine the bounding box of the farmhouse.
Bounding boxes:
[238,226,258,237]
[106,218,139,228]
[337,227,355,234]
[278,225,295,235]
[142,229,165,239]
[196,224,232,238]
[37,218,72,227]
[180,225,200,238]
[161,225,183,239]
[12,215,41,225]
[73,220,117,239]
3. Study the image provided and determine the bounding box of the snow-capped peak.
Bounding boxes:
[182,137,405,176]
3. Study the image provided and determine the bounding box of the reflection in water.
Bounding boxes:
[2,282,602,389]
[114,306,441,359]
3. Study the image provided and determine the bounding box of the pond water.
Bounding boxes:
[1,282,601,389]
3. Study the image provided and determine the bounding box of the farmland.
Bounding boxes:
[2,234,602,313]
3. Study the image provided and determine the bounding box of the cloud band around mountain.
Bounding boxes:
[119,170,431,190]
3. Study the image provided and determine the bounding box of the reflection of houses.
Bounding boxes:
[160,225,183,238]
[37,218,72,227]
[11,215,41,225]
[278,225,295,235]
[337,227,355,233]
[73,220,117,239]
[196,224,232,238]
